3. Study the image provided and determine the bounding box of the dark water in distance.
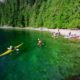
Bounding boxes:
[0,29,80,80]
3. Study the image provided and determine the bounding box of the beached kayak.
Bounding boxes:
[0,43,23,57]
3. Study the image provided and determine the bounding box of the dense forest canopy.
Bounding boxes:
[0,0,80,28]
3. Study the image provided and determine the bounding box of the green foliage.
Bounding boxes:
[0,0,80,28]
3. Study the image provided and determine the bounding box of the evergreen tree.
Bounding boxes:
[0,0,80,28]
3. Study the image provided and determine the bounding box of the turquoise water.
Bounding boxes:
[0,29,80,80]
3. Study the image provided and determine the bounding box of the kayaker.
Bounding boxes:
[16,48,19,51]
[7,45,14,50]
[7,45,19,52]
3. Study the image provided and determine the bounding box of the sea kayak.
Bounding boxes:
[0,43,23,57]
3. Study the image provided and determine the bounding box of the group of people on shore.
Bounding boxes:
[52,29,61,38]
[52,29,80,40]
[64,32,80,39]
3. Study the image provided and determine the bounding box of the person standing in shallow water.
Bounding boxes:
[37,38,43,46]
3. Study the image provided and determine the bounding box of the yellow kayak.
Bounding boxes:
[0,43,23,57]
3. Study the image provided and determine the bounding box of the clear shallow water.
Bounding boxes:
[0,29,80,80]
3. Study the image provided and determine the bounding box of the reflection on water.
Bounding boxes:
[0,29,80,80]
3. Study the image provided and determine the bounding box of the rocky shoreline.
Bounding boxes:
[0,26,80,39]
